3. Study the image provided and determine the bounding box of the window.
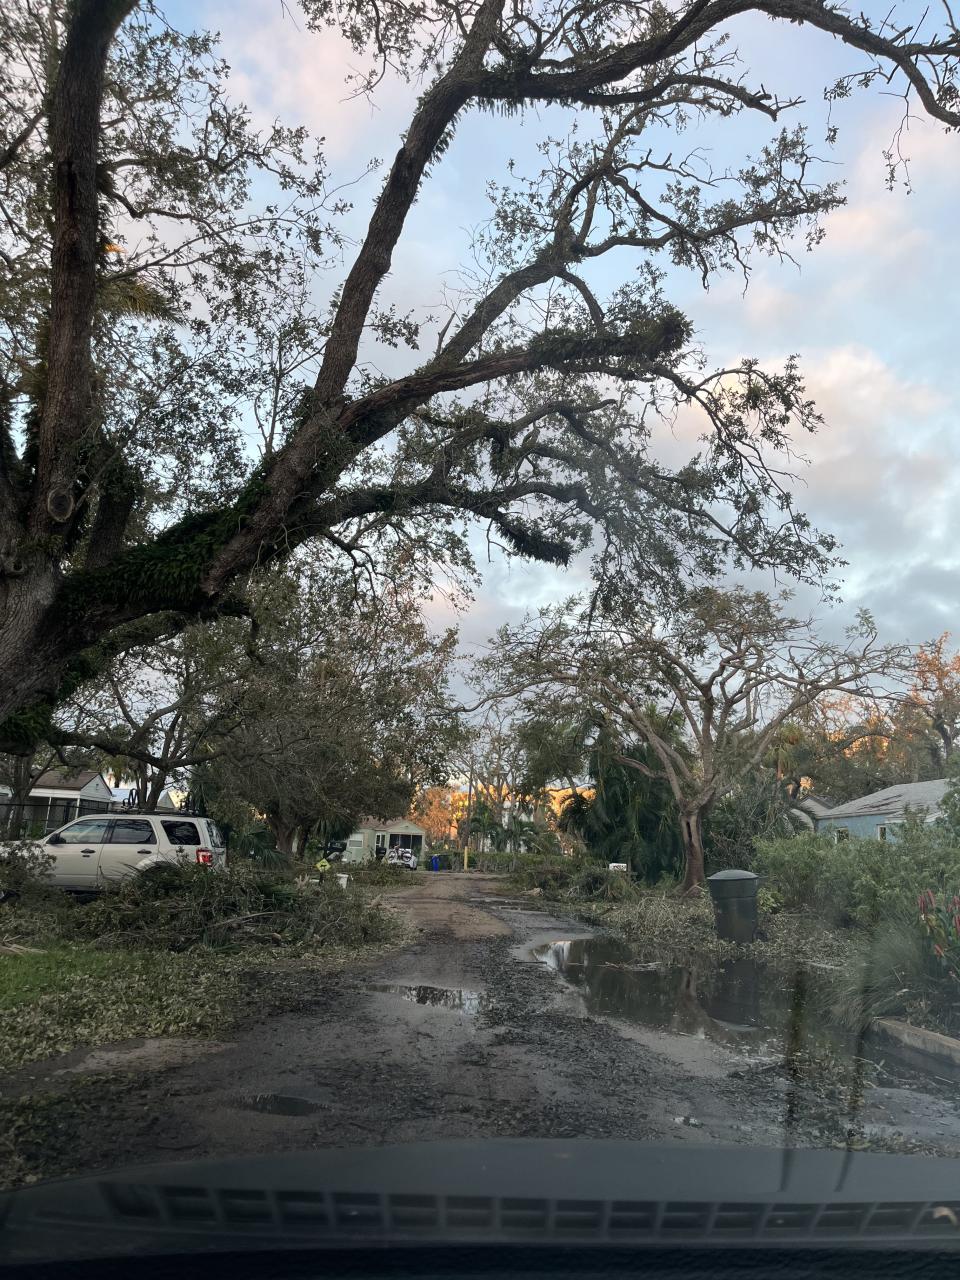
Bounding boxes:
[108,819,156,845]
[347,837,364,849]
[834,828,850,842]
[204,821,225,849]
[375,832,387,849]
[52,817,111,845]
[877,823,901,842]
[160,819,200,846]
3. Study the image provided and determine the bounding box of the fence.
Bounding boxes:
[2,797,120,840]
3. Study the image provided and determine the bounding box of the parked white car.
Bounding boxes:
[15,812,227,890]
[385,847,418,870]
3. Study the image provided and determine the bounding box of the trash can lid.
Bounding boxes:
[707,869,758,881]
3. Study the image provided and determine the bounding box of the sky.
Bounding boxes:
[166,0,960,659]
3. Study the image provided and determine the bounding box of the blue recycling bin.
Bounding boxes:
[430,854,440,872]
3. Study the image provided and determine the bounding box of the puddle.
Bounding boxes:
[532,936,957,1086]
[373,983,491,1015]
[233,1093,326,1115]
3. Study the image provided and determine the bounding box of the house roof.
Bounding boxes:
[356,816,426,833]
[32,768,106,793]
[821,778,950,822]
[793,793,835,817]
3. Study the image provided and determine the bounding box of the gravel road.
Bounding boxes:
[8,873,960,1182]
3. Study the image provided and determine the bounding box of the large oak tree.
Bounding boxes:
[1,0,957,750]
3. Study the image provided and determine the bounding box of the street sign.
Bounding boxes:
[608,862,628,872]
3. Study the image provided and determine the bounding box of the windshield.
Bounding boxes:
[1,0,960,1263]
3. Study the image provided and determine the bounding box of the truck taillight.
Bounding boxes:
[195,848,213,865]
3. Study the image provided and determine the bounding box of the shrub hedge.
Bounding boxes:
[753,820,960,929]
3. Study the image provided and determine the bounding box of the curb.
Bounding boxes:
[874,1017,960,1070]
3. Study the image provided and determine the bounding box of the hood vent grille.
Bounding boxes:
[82,1184,960,1243]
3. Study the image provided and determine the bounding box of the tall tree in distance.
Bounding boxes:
[903,634,960,772]
[486,587,908,890]
[776,638,960,802]
[206,566,461,859]
[2,0,958,746]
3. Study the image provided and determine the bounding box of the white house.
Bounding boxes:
[342,817,427,864]
[0,768,113,835]
[111,783,182,812]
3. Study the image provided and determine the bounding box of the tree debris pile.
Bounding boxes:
[5,864,400,954]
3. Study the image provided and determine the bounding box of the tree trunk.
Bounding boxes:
[3,754,37,839]
[145,772,168,811]
[0,568,70,743]
[679,810,707,893]
[269,819,297,860]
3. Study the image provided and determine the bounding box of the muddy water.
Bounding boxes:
[532,935,949,1086]
[371,983,492,1015]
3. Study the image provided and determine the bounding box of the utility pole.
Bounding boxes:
[463,755,475,872]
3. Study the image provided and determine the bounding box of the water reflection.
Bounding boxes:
[534,937,822,1059]
[373,983,490,1016]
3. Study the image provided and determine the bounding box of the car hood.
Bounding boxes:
[3,1139,960,1262]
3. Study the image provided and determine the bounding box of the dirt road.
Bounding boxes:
[11,874,960,1180]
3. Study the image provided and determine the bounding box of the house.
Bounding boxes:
[342,817,428,864]
[0,768,113,835]
[789,792,835,831]
[815,778,949,842]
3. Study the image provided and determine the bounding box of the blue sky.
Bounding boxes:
[165,0,960,654]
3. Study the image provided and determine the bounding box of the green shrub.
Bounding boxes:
[752,833,847,917]
[507,856,641,902]
[344,861,411,887]
[0,842,56,903]
[509,857,578,897]
[468,849,522,873]
[918,888,960,982]
[756,886,783,916]
[755,821,960,929]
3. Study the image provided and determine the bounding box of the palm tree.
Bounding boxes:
[559,729,684,882]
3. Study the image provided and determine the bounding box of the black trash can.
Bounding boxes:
[706,869,759,943]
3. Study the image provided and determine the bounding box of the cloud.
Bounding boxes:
[775,345,960,635]
[206,1,415,163]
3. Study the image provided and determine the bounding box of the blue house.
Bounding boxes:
[815,778,949,841]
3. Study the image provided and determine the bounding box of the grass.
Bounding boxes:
[0,943,248,1070]
[0,946,120,1009]
[0,864,407,1074]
